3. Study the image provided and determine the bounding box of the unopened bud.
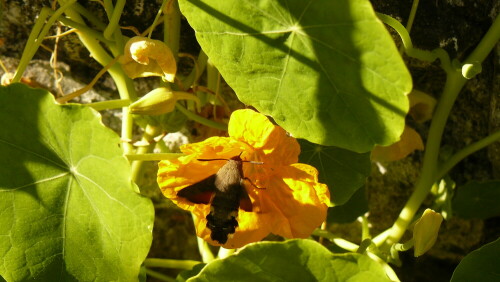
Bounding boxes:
[413,209,443,257]
[130,87,199,115]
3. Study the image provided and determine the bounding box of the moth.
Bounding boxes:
[177,154,260,244]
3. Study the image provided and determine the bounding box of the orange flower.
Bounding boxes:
[157,109,330,249]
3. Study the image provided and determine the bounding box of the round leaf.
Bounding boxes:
[189,239,390,281]
[0,84,153,281]
[179,0,411,152]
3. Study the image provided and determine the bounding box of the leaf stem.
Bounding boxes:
[175,103,228,131]
[436,130,500,180]
[376,12,452,73]
[126,153,184,161]
[382,14,500,250]
[383,71,466,250]
[144,269,176,282]
[103,0,126,39]
[144,258,200,270]
[86,99,131,111]
[13,2,76,82]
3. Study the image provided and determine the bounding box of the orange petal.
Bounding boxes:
[258,163,330,238]
[228,109,300,165]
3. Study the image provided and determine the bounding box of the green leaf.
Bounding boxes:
[177,264,206,282]
[179,0,411,152]
[452,180,500,219]
[298,140,371,205]
[451,237,500,282]
[0,84,154,281]
[188,239,390,281]
[327,186,368,223]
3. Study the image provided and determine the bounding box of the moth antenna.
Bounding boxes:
[197,158,230,162]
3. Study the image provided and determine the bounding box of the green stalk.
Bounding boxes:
[380,13,499,251]
[164,0,181,58]
[377,13,452,73]
[13,2,76,82]
[72,3,106,29]
[437,130,500,180]
[103,0,126,39]
[144,258,200,270]
[383,72,466,250]
[126,153,183,161]
[175,103,228,131]
[62,7,137,153]
[144,269,175,282]
[217,247,235,259]
[86,99,130,111]
[130,124,162,183]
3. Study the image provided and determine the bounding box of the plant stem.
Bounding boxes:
[383,72,466,250]
[382,14,500,250]
[86,99,131,111]
[144,269,176,282]
[103,0,126,39]
[13,2,77,82]
[175,103,228,131]
[164,0,181,58]
[126,153,183,161]
[144,258,200,269]
[130,124,162,183]
[436,130,500,180]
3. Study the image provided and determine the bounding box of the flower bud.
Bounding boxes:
[119,37,177,82]
[413,209,443,257]
[130,87,199,115]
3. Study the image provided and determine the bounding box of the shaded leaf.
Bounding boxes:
[0,84,154,281]
[299,140,370,206]
[179,0,411,152]
[451,237,500,282]
[188,240,390,281]
[327,186,368,224]
[452,181,500,219]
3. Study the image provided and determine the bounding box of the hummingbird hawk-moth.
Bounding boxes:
[177,154,259,244]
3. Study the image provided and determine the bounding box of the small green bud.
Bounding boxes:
[461,62,482,79]
[413,209,443,257]
[130,87,200,115]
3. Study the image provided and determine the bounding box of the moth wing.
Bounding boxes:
[177,174,217,204]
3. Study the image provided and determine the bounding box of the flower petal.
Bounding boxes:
[228,109,300,165]
[259,163,330,238]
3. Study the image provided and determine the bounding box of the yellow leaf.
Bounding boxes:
[408,89,437,123]
[371,126,424,162]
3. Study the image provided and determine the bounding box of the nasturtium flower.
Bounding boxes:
[157,109,330,249]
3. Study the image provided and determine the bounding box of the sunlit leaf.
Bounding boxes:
[0,84,154,281]
[298,140,370,206]
[452,181,500,219]
[189,240,390,281]
[179,0,411,152]
[451,237,500,282]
